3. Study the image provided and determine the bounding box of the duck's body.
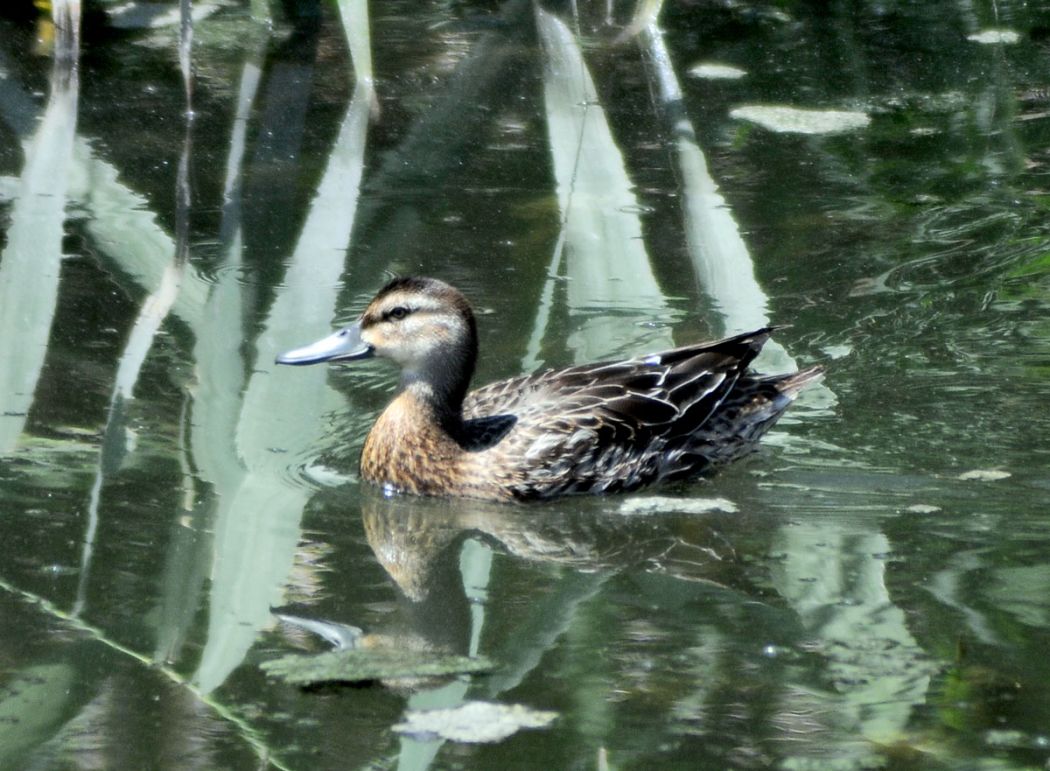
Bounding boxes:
[277,277,822,502]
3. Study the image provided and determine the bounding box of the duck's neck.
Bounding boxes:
[400,344,476,441]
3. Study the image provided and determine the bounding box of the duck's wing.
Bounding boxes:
[464,328,773,427]
[461,330,791,496]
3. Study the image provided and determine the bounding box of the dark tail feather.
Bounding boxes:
[771,365,825,399]
[671,364,824,474]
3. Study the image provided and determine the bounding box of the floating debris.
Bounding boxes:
[106,2,223,29]
[958,469,1012,482]
[904,504,941,514]
[393,701,558,744]
[820,343,853,360]
[1019,86,1050,103]
[302,464,354,487]
[688,62,747,80]
[274,614,363,651]
[730,105,871,135]
[262,648,494,685]
[619,496,737,515]
[983,728,1040,749]
[967,29,1021,45]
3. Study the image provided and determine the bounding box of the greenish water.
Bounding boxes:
[2,1,1050,768]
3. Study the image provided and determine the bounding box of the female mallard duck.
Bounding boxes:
[277,277,823,502]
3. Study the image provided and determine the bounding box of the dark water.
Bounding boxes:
[2,1,1050,768]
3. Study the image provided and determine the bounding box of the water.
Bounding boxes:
[2,1,1050,768]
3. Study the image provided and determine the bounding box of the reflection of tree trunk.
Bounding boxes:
[153,508,213,663]
[191,6,375,693]
[0,55,79,452]
[768,522,934,763]
[531,7,672,367]
[639,24,801,377]
[27,668,239,768]
[350,0,535,277]
[74,44,196,617]
[152,40,271,665]
[242,25,322,286]
[52,0,81,62]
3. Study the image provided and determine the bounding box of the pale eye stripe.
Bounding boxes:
[404,297,445,315]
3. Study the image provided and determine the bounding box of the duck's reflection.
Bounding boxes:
[357,488,775,656]
[360,494,476,654]
[347,480,935,764]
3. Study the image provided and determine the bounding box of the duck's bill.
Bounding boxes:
[275,323,374,365]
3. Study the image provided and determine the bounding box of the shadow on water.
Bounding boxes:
[2,0,1050,769]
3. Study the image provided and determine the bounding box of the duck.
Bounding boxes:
[276,276,823,502]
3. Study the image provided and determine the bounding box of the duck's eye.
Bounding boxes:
[385,306,411,322]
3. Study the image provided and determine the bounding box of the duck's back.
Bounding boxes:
[459,329,822,500]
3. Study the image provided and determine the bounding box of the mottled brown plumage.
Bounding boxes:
[277,277,823,501]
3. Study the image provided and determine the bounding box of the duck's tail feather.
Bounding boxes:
[770,364,825,400]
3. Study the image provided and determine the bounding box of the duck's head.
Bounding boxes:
[276,276,478,409]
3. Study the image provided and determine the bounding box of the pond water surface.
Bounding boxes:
[2,1,1050,769]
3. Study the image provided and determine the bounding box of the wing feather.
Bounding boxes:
[458,328,799,496]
